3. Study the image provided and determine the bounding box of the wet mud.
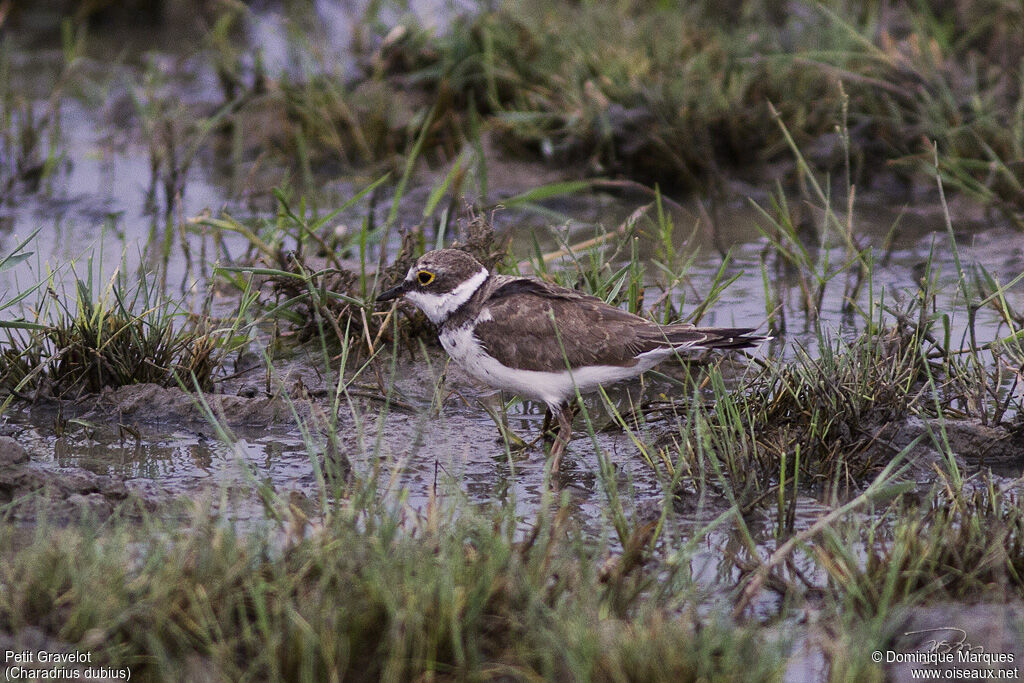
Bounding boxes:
[4,344,1022,535]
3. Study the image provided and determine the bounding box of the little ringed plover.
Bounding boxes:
[377,248,767,470]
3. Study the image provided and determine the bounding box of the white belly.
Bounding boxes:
[439,324,668,409]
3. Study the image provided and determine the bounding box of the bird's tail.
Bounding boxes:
[658,325,770,351]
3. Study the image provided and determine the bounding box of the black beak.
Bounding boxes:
[376,281,410,302]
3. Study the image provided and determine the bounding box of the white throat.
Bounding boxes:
[405,267,489,325]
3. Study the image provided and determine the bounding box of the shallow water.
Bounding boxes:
[3,5,1024,545]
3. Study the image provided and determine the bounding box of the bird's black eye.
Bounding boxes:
[417,270,435,286]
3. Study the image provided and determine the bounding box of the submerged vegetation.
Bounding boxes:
[2,0,1024,680]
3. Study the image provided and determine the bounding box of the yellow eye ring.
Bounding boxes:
[417,270,435,286]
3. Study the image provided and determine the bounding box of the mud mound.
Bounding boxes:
[81,384,306,428]
[878,417,1024,477]
[0,436,157,521]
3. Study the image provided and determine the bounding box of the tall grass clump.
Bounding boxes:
[0,258,236,400]
[659,315,926,517]
[206,158,517,358]
[664,221,1020,522]
[324,0,1024,220]
[206,184,389,352]
[821,477,1024,617]
[0,489,787,681]
[13,2,1024,222]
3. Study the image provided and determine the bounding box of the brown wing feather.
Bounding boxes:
[471,277,766,371]
[472,279,661,371]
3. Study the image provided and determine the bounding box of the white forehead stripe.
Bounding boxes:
[404,267,488,324]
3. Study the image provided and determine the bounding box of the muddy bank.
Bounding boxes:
[0,435,159,521]
[84,383,307,428]
[7,361,1024,526]
[884,417,1024,477]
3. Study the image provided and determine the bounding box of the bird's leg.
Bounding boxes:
[547,403,573,474]
[527,406,556,449]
